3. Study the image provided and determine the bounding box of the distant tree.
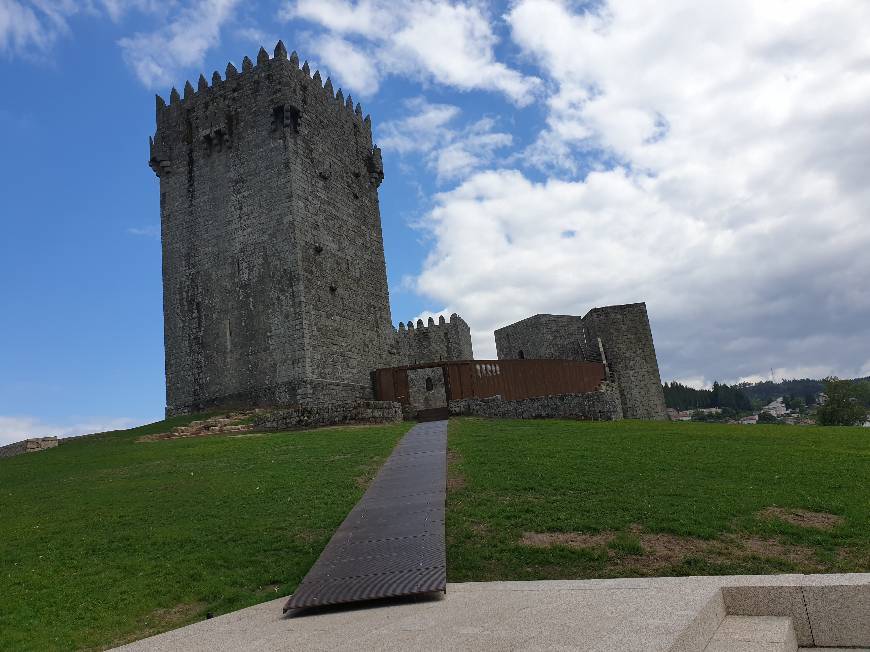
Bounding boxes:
[816,377,868,426]
[758,411,779,424]
[851,380,870,408]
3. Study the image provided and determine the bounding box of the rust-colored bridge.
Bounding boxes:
[375,359,607,405]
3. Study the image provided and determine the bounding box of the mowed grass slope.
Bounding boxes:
[0,416,410,651]
[447,418,870,581]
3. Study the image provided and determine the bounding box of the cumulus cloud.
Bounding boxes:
[118,0,239,87]
[0,0,73,55]
[307,33,382,95]
[379,98,512,182]
[0,0,165,57]
[411,0,870,382]
[283,0,541,103]
[0,415,139,446]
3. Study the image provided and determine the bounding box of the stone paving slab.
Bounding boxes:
[115,574,870,652]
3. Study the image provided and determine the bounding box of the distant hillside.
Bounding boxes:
[737,379,825,405]
[664,376,870,411]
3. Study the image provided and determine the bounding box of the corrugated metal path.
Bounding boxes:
[284,420,447,611]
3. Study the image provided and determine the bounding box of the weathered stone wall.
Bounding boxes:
[493,302,667,420]
[582,303,667,420]
[449,384,623,421]
[407,367,447,411]
[152,43,395,416]
[251,400,402,431]
[494,314,587,361]
[0,437,59,459]
[390,314,473,366]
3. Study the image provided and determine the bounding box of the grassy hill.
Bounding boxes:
[447,418,870,581]
[2,416,868,650]
[0,416,410,651]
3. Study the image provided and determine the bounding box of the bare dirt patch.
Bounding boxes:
[520,531,614,548]
[470,522,490,536]
[447,448,466,492]
[736,536,819,566]
[632,532,716,568]
[519,525,826,572]
[758,506,844,530]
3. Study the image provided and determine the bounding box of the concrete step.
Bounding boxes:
[704,616,797,651]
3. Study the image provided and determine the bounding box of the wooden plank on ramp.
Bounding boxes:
[284,420,448,611]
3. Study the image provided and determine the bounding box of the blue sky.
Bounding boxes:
[2,1,870,442]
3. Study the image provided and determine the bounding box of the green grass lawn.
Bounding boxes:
[0,416,410,651]
[446,418,870,582]
[3,416,868,650]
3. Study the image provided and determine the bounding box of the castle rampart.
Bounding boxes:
[494,303,667,420]
[390,313,473,366]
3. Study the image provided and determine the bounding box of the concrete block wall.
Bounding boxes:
[152,43,395,415]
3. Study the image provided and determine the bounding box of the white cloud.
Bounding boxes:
[307,33,381,95]
[118,0,240,88]
[0,0,73,55]
[127,225,160,237]
[379,98,512,182]
[97,0,168,22]
[0,415,139,446]
[0,0,166,57]
[417,0,870,382]
[283,0,541,103]
[411,0,870,381]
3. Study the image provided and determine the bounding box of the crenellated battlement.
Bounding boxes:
[394,313,463,335]
[150,41,382,186]
[153,41,371,135]
[390,314,473,365]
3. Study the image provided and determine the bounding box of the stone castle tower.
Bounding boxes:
[150,42,398,415]
[494,303,667,420]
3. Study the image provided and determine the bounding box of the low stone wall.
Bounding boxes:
[252,400,403,431]
[0,437,59,459]
[449,385,623,421]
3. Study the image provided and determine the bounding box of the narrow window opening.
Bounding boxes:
[287,105,301,134]
[272,105,285,133]
[518,350,525,359]
[425,377,434,392]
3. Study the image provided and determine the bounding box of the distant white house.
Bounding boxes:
[864,420,870,428]
[667,408,692,421]
[739,415,759,425]
[762,397,788,417]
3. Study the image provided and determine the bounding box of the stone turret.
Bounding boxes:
[391,314,473,365]
[494,302,667,420]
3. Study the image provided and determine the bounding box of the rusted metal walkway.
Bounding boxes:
[284,420,447,611]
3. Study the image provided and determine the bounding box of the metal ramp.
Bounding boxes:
[284,420,447,611]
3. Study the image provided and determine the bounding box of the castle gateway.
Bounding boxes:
[150,42,665,421]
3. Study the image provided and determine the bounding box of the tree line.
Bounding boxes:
[663,381,751,411]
